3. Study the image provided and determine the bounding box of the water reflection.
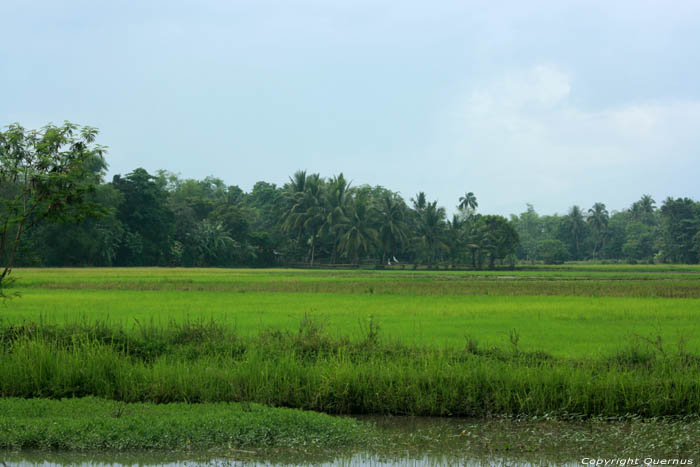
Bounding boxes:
[5,415,696,466]
[5,454,581,466]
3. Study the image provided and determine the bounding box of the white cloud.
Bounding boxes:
[436,65,700,214]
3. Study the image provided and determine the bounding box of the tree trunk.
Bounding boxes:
[309,238,316,266]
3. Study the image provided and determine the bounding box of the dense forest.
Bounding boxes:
[3,124,700,269]
[10,164,700,268]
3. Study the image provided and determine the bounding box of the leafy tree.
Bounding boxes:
[511,204,541,262]
[622,221,656,262]
[22,184,123,266]
[560,206,587,260]
[246,181,285,247]
[601,211,629,260]
[659,197,700,263]
[537,239,569,264]
[0,122,106,296]
[112,168,174,266]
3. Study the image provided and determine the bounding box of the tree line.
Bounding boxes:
[511,197,700,264]
[3,123,700,270]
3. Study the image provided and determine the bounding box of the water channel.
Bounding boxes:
[4,416,697,466]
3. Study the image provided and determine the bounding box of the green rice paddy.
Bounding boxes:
[2,266,699,456]
[4,267,700,357]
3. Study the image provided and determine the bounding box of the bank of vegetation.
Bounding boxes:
[1,318,698,418]
[0,396,365,451]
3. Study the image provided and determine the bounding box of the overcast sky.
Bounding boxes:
[2,0,699,216]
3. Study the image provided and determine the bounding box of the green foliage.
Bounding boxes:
[510,195,700,265]
[111,168,174,266]
[659,197,700,264]
[537,239,569,264]
[2,126,699,268]
[0,122,106,295]
[6,267,700,358]
[1,319,699,417]
[0,397,365,451]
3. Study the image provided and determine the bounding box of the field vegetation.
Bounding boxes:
[5,267,700,356]
[0,397,365,451]
[3,125,699,275]
[1,266,699,456]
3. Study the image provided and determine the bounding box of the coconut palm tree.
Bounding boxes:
[445,214,465,267]
[458,192,478,215]
[282,172,326,265]
[411,192,427,212]
[416,201,447,267]
[376,193,408,265]
[188,220,235,266]
[322,173,351,263]
[631,194,656,224]
[466,215,486,269]
[587,202,609,258]
[338,193,378,265]
[567,205,586,259]
[286,170,307,194]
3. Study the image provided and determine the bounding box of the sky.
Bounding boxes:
[2,0,700,216]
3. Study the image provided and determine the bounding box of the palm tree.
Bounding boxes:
[458,192,478,214]
[416,201,447,267]
[568,205,585,259]
[411,192,427,212]
[286,170,307,194]
[377,193,408,265]
[445,214,465,267]
[465,215,486,269]
[322,173,351,263]
[282,172,326,265]
[188,220,235,266]
[631,194,656,224]
[338,193,378,265]
[587,202,609,259]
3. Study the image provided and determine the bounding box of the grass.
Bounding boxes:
[2,289,699,357]
[0,396,366,451]
[1,266,699,455]
[4,407,700,460]
[1,318,698,417]
[11,267,700,297]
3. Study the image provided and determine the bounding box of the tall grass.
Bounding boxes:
[1,319,698,417]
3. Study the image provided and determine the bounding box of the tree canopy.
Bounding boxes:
[5,123,700,270]
[0,122,106,295]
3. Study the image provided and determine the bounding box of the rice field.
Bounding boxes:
[4,267,700,357]
[1,266,700,457]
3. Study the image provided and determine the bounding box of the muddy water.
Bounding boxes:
[4,416,698,466]
[5,457,580,466]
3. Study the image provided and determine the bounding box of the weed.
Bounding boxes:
[508,329,520,354]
